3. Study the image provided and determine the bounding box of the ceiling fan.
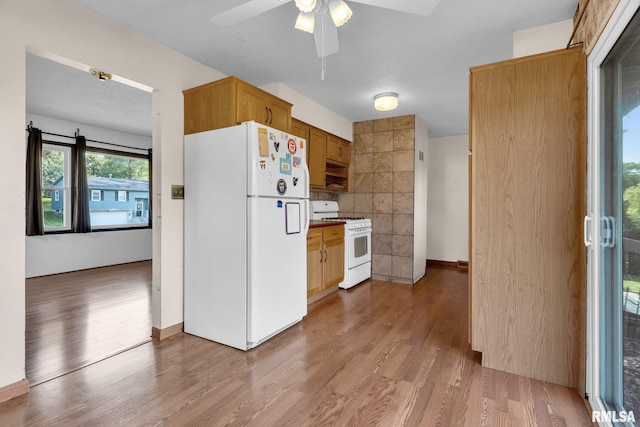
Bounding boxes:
[210,0,440,58]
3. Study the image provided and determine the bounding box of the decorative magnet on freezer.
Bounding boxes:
[259,159,267,172]
[274,141,280,152]
[271,153,275,161]
[276,179,287,195]
[293,177,299,186]
[293,156,302,168]
[280,158,292,175]
[286,153,291,160]
[287,138,297,155]
[277,200,283,208]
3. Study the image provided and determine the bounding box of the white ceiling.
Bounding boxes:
[27,0,578,138]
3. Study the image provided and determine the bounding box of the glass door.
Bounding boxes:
[589,4,640,423]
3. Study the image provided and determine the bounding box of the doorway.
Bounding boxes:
[25,51,154,385]
[586,1,640,421]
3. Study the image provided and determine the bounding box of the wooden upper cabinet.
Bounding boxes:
[292,118,350,192]
[291,118,310,141]
[183,76,292,135]
[326,135,350,166]
[309,127,327,190]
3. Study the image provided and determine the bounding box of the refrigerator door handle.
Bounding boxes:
[302,160,310,199]
[302,199,310,235]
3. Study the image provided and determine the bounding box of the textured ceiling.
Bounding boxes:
[28,0,578,138]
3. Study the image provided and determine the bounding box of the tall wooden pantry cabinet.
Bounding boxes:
[469,47,586,390]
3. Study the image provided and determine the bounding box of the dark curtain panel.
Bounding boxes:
[72,135,91,233]
[25,128,44,236]
[148,148,153,229]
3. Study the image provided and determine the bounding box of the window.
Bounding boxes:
[38,143,150,233]
[85,150,149,229]
[41,144,71,231]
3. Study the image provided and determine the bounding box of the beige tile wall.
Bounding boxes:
[338,115,416,284]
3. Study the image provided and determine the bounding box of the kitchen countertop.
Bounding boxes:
[309,220,345,229]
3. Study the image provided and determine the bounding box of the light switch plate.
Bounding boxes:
[171,185,184,199]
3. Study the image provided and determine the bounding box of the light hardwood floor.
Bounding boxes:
[2,267,593,425]
[25,261,152,385]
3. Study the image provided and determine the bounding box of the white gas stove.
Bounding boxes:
[311,201,372,289]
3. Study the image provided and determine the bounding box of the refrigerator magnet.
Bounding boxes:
[274,141,280,152]
[292,156,302,168]
[279,158,292,175]
[258,159,267,172]
[258,128,269,157]
[285,202,301,234]
[276,179,287,195]
[287,138,297,155]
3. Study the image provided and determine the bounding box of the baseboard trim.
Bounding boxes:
[152,322,184,341]
[0,379,29,404]
[427,259,469,271]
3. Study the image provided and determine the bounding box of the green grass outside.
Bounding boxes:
[43,197,63,227]
[624,280,640,294]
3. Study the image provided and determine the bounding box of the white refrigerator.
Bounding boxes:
[184,121,309,350]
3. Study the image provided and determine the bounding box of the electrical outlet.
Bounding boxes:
[171,185,184,200]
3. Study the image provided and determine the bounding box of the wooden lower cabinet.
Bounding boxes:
[306,225,345,298]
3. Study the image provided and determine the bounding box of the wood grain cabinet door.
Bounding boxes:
[236,82,267,125]
[326,135,350,166]
[309,127,327,189]
[306,241,323,297]
[322,239,344,289]
[470,47,586,389]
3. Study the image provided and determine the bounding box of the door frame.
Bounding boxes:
[586,0,640,420]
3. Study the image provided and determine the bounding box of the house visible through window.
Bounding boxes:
[42,144,71,230]
[85,150,149,229]
[40,143,150,232]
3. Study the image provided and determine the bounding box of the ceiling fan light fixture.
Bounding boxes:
[295,0,317,13]
[294,11,315,33]
[329,0,352,27]
[374,92,399,111]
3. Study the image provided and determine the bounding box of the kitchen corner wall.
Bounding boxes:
[338,115,427,284]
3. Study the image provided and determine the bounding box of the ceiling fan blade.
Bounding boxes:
[350,0,441,16]
[313,15,339,58]
[210,0,292,27]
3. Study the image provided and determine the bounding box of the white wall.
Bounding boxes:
[423,20,573,264]
[0,0,224,390]
[413,118,428,281]
[513,19,573,58]
[260,82,353,141]
[427,135,469,262]
[25,114,153,278]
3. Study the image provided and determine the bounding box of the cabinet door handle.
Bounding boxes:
[324,249,327,263]
[264,106,269,124]
[268,107,273,125]
[319,249,323,263]
[338,146,342,158]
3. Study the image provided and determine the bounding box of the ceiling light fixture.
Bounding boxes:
[374,93,399,111]
[294,11,315,33]
[295,0,317,13]
[328,0,352,27]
